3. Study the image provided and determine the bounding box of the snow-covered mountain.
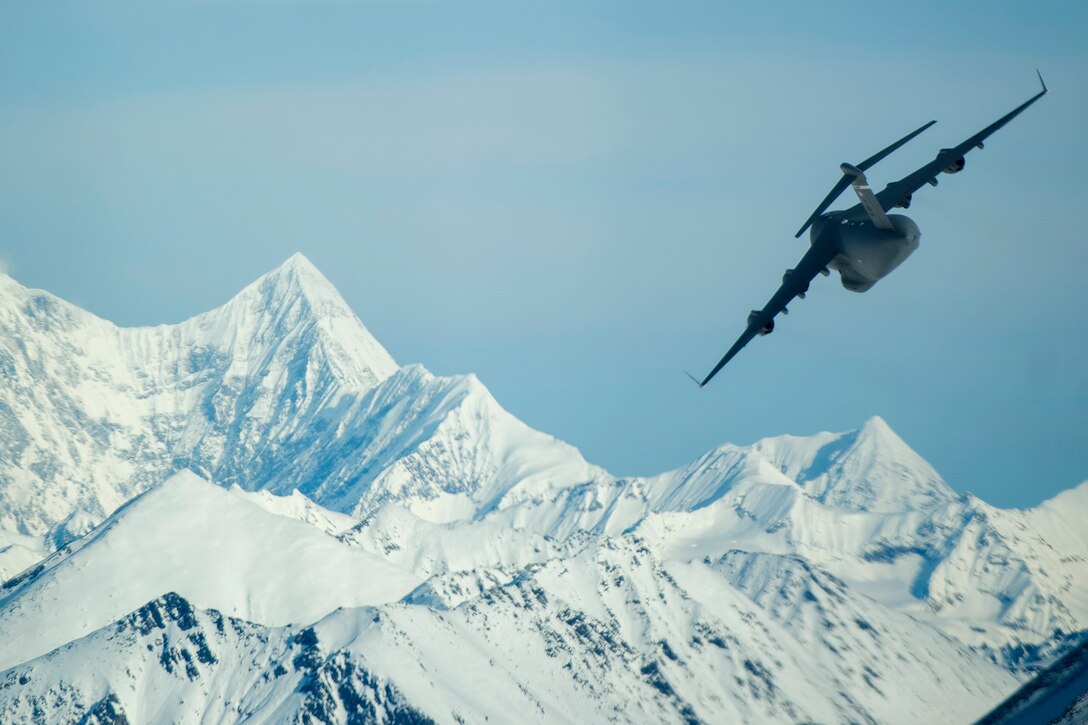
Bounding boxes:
[0,491,1017,724]
[0,472,421,672]
[0,254,600,544]
[1,255,1084,723]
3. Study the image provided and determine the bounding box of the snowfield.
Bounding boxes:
[1,254,1084,723]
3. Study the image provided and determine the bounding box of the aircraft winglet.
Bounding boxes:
[684,371,704,388]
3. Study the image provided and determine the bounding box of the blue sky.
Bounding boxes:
[2,1,1086,508]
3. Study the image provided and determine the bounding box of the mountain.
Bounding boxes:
[474,421,1086,671]
[1,254,1085,722]
[1,536,1017,724]
[0,254,391,540]
[0,593,435,724]
[751,415,956,513]
[0,255,601,543]
[0,471,420,672]
[5,467,1018,722]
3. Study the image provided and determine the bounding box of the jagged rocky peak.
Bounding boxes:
[0,271,108,338]
[241,252,351,314]
[178,252,398,390]
[753,416,957,513]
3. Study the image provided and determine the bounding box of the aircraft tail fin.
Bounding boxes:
[840,163,895,230]
[795,119,936,238]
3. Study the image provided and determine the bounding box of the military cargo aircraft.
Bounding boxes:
[692,73,1047,387]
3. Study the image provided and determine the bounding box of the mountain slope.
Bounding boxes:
[1,254,1085,723]
[1,535,1019,725]
[480,432,1086,671]
[0,256,602,546]
[0,471,419,671]
[0,254,396,539]
[752,415,957,513]
[0,593,434,724]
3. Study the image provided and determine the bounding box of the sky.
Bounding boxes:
[1,1,1086,508]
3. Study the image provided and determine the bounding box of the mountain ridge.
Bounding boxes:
[1,254,1084,723]
[0,471,420,671]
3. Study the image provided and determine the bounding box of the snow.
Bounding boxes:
[0,471,420,671]
[0,253,400,538]
[0,529,45,584]
[1,254,1085,723]
[753,415,957,512]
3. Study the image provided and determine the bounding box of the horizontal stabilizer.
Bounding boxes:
[795,119,936,238]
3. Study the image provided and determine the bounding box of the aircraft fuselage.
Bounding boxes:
[812,214,920,293]
[692,75,1046,387]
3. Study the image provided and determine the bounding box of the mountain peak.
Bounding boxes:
[267,251,324,284]
[249,252,346,308]
[813,417,957,512]
[754,418,957,513]
[280,251,317,270]
[858,415,892,435]
[849,416,923,465]
[200,253,398,390]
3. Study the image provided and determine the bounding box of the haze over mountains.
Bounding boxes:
[1,254,1084,723]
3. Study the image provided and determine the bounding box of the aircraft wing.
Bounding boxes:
[695,242,837,387]
[874,73,1047,212]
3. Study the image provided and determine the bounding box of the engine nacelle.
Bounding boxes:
[940,149,966,174]
[894,192,912,209]
[782,268,809,298]
[748,310,774,336]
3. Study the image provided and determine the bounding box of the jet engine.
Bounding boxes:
[894,193,913,209]
[783,268,809,298]
[941,150,966,174]
[748,310,774,336]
